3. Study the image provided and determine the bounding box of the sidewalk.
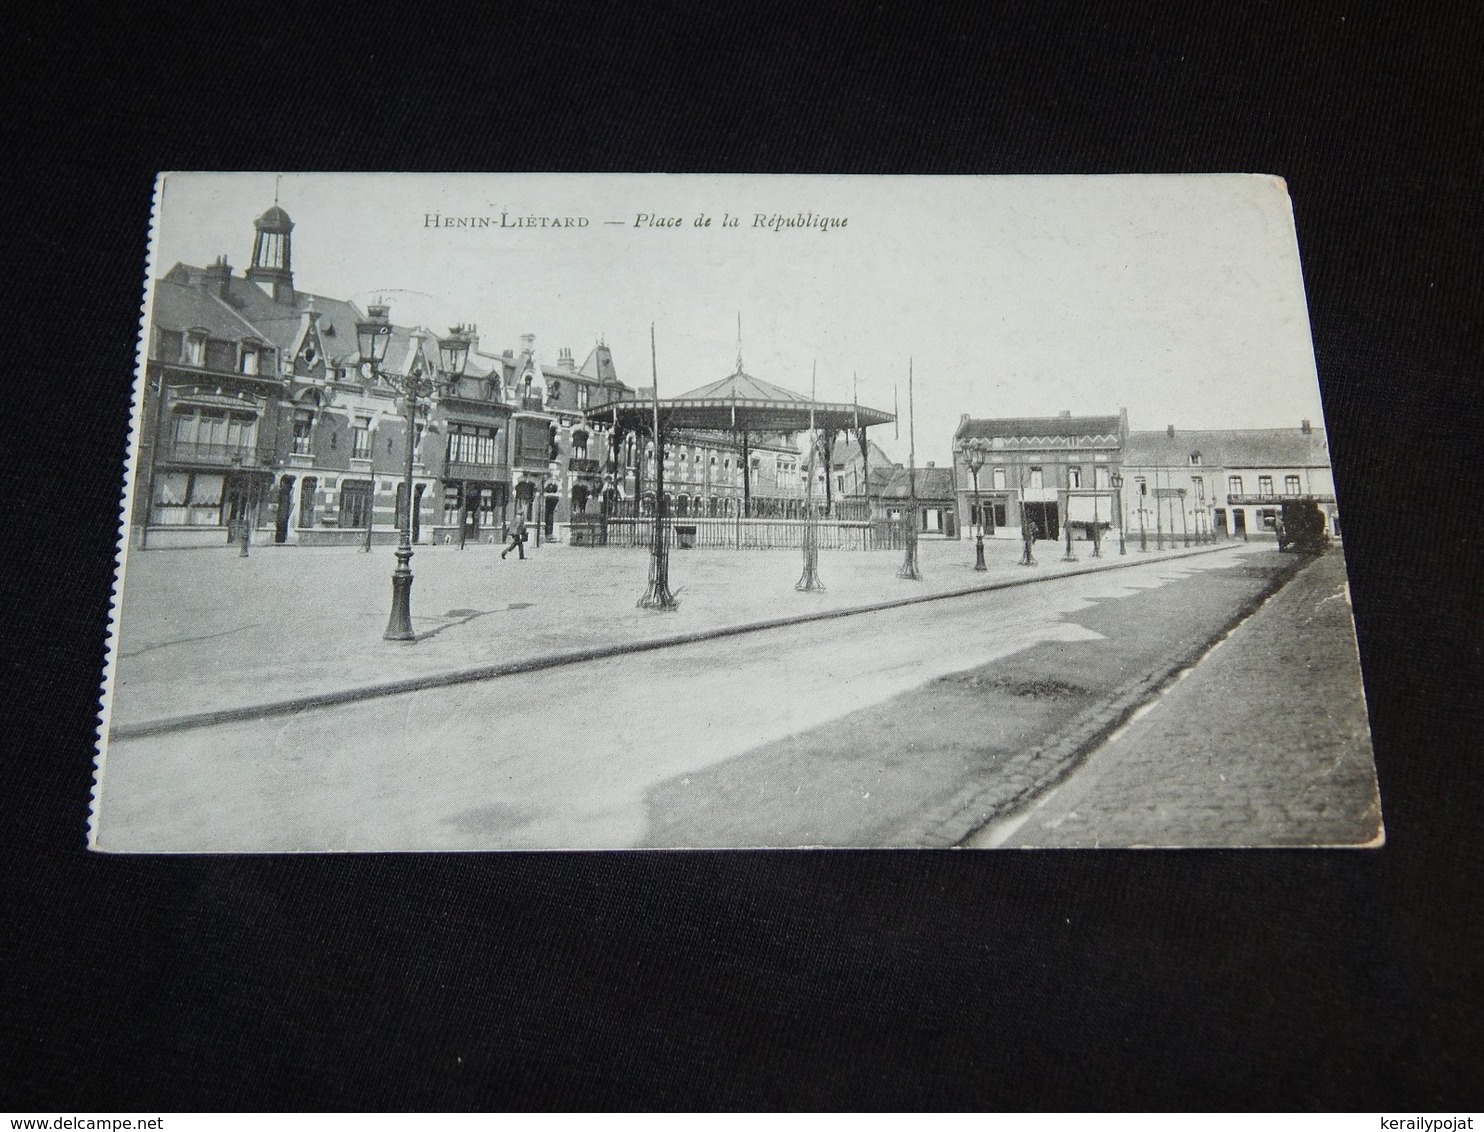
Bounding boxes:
[105,533,1242,735]
[983,549,1381,848]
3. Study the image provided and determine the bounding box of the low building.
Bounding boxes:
[1121,422,1335,542]
[868,463,959,536]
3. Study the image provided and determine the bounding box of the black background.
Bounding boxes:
[4,0,1482,1110]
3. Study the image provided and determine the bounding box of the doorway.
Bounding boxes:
[1233,509,1247,538]
[275,476,295,543]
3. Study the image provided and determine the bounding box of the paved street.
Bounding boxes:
[93,541,1324,851]
[979,549,1381,848]
[105,533,1231,732]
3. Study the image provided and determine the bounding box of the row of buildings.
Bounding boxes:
[134,202,1336,552]
[949,412,1337,544]
[135,205,839,550]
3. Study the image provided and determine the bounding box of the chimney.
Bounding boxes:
[1060,410,1071,418]
[204,255,232,299]
[557,347,576,372]
[1167,424,1175,438]
[1301,418,1312,434]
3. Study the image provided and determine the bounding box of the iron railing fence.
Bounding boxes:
[572,513,911,551]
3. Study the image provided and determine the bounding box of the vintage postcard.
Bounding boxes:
[91,172,1382,851]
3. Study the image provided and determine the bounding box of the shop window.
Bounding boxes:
[150,471,225,526]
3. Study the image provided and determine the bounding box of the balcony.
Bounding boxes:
[569,457,601,475]
[160,440,275,468]
[445,459,509,483]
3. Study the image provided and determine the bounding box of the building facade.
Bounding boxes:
[1121,422,1336,542]
[951,411,1127,541]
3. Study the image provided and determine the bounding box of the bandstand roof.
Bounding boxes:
[588,368,895,434]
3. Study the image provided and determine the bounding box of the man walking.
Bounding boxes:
[501,516,527,560]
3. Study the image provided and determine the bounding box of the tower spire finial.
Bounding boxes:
[736,312,743,374]
[274,174,281,206]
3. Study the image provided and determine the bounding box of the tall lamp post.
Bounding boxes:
[967,439,988,571]
[1111,473,1127,555]
[376,323,470,642]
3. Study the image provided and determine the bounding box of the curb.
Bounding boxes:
[927,552,1312,848]
[110,541,1241,742]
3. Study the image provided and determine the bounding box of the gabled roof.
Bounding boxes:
[956,415,1124,443]
[873,464,956,500]
[1124,428,1329,468]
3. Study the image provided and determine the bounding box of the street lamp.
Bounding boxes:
[357,304,394,554]
[966,438,988,571]
[1111,473,1127,555]
[377,322,469,642]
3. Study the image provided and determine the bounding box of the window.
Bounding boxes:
[992,467,1006,490]
[572,431,589,461]
[1094,466,1110,489]
[1258,475,1274,497]
[339,480,373,528]
[1029,466,1043,489]
[184,331,206,367]
[1135,476,1148,496]
[292,408,314,456]
[1285,474,1302,496]
[546,379,561,404]
[240,346,260,375]
[352,417,371,459]
[1228,475,1243,497]
[447,424,499,466]
[516,420,548,462]
[837,475,845,493]
[1192,475,1204,499]
[578,385,589,410]
[1068,466,1082,488]
[1189,452,1202,466]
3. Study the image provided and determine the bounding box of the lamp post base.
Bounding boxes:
[797,527,826,592]
[638,546,679,610]
[973,534,987,571]
[384,546,417,641]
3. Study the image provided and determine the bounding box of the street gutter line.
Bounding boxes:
[110,542,1238,742]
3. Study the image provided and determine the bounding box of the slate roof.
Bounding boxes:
[150,277,268,345]
[1124,428,1329,468]
[956,415,1125,444]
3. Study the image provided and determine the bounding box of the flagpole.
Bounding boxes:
[898,359,922,579]
[797,360,824,591]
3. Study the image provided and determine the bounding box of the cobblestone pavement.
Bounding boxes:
[104,533,1236,732]
[983,549,1381,848]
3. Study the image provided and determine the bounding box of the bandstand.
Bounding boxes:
[586,356,895,609]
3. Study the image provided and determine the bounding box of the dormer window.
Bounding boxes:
[1189,452,1202,466]
[184,328,208,367]
[239,344,260,375]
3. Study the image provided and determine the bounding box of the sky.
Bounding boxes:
[149,172,1327,466]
